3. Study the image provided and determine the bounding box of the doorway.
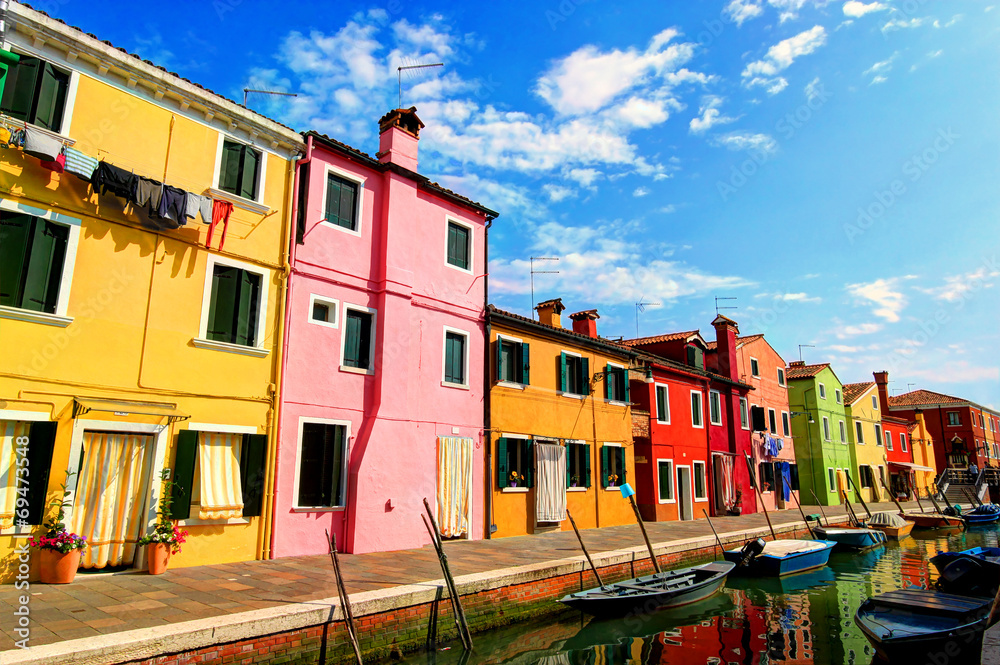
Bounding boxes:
[437,436,474,539]
[677,465,693,521]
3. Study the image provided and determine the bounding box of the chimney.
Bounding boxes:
[789,360,806,368]
[711,314,739,382]
[535,298,565,328]
[377,107,424,172]
[569,309,599,338]
[873,370,890,412]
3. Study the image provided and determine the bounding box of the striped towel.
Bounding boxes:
[64,146,99,180]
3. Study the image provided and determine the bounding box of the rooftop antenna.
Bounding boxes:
[797,344,815,362]
[635,297,661,337]
[530,257,559,320]
[397,62,444,108]
[714,296,737,316]
[907,383,916,393]
[243,88,298,107]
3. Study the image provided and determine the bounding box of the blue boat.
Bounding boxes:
[930,546,1000,597]
[812,525,887,550]
[723,538,837,576]
[962,503,1000,525]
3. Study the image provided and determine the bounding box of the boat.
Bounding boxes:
[903,512,964,529]
[864,511,914,539]
[557,561,735,618]
[723,538,837,576]
[812,524,887,550]
[930,547,1000,597]
[856,588,993,663]
[962,503,1000,525]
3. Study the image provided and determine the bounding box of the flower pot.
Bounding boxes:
[147,543,171,575]
[38,548,80,584]
[509,480,518,488]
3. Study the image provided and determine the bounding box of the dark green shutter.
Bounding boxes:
[0,56,40,121]
[22,219,67,313]
[520,342,530,385]
[604,364,612,400]
[565,442,572,488]
[24,421,56,525]
[618,448,627,484]
[171,430,199,520]
[583,443,592,487]
[356,312,371,369]
[0,213,32,307]
[496,438,508,486]
[33,63,67,131]
[344,311,360,366]
[581,357,590,395]
[558,353,568,392]
[325,174,342,226]
[338,179,355,230]
[240,147,260,200]
[329,425,345,506]
[234,269,260,346]
[207,266,237,342]
[523,439,534,488]
[494,339,503,383]
[239,434,268,517]
[656,386,665,421]
[600,445,609,488]
[221,141,243,195]
[623,371,630,404]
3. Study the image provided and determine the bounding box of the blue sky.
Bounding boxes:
[56,0,999,406]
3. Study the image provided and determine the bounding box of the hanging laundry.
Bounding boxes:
[132,177,163,210]
[2,128,26,149]
[207,199,234,250]
[91,162,136,199]
[40,147,66,173]
[22,127,62,162]
[64,147,99,180]
[184,193,213,224]
[154,185,187,228]
[781,462,792,502]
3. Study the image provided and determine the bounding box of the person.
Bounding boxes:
[968,461,979,478]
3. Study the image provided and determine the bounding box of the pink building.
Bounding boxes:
[274,109,497,556]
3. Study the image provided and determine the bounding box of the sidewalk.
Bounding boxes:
[0,501,929,659]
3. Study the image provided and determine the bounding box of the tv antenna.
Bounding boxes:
[397,62,444,108]
[530,257,560,319]
[714,296,737,316]
[243,88,298,107]
[907,383,916,393]
[635,297,661,337]
[797,344,815,362]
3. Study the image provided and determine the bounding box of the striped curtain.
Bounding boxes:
[535,442,567,523]
[0,421,30,529]
[198,432,244,520]
[72,432,154,568]
[437,437,473,538]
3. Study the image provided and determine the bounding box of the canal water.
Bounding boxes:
[416,526,999,665]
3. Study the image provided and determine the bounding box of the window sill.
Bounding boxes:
[497,381,526,390]
[445,261,473,275]
[206,188,270,215]
[501,487,529,493]
[441,381,470,390]
[321,220,362,236]
[657,499,676,504]
[694,497,709,502]
[605,487,625,492]
[291,506,346,513]
[607,400,629,407]
[192,338,269,358]
[0,306,73,327]
[179,517,250,526]
[710,421,723,427]
[340,365,374,376]
[567,487,588,492]
[559,392,584,400]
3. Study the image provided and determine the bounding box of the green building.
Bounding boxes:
[786,361,854,507]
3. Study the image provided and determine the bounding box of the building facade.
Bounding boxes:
[842,382,887,505]
[888,388,997,472]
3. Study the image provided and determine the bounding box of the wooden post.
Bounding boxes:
[627,494,661,574]
[810,490,831,527]
[963,487,983,509]
[422,499,473,651]
[879,477,907,515]
[914,487,927,514]
[841,490,860,527]
[845,473,872,519]
[743,452,777,540]
[702,508,725,558]
[783,476,815,539]
[567,509,606,588]
[326,530,363,665]
[924,487,959,526]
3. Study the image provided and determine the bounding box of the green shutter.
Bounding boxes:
[624,371,630,404]
[325,175,342,226]
[344,311,360,366]
[565,442,572,488]
[583,443,592,487]
[0,56,40,121]
[0,213,32,307]
[339,180,355,230]
[33,63,67,131]
[21,219,67,313]
[239,434,268,517]
[600,445,610,488]
[220,141,243,195]
[559,353,568,392]
[523,439,534,488]
[207,266,237,343]
[656,386,665,420]
[24,421,56,525]
[357,312,372,369]
[605,364,612,400]
[234,269,260,346]
[618,448,627,484]
[171,430,199,520]
[496,437,508,486]
[581,357,590,395]
[520,342,530,385]
[494,338,503,383]
[240,147,260,199]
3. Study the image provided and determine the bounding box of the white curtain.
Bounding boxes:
[720,454,735,509]
[535,442,567,523]
[0,421,30,530]
[437,437,473,538]
[72,431,154,568]
[198,432,244,520]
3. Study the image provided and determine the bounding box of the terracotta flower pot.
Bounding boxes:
[147,543,171,575]
[38,548,80,584]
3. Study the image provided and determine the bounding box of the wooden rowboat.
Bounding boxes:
[903,512,963,529]
[865,511,914,539]
[812,525,886,550]
[962,503,1000,525]
[723,539,836,577]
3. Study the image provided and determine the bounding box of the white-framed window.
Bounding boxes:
[178,422,262,525]
[874,423,883,447]
[693,460,707,501]
[445,217,474,273]
[214,134,268,205]
[828,467,836,493]
[859,465,875,488]
[308,294,339,328]
[839,420,847,443]
[442,326,470,388]
[195,255,270,357]
[601,442,626,489]
[767,408,777,434]
[657,458,675,503]
[0,199,81,328]
[496,334,529,386]
[655,383,670,424]
[709,390,722,425]
[818,383,827,400]
[604,362,629,405]
[322,165,365,235]
[900,432,908,452]
[855,421,865,444]
[781,411,790,437]
[835,388,842,404]
[690,391,704,428]
[885,430,893,450]
[750,357,760,377]
[340,303,377,374]
[292,417,350,510]
[558,350,589,397]
[872,395,879,410]
[777,367,786,387]
[739,397,749,430]
[0,51,75,134]
[822,417,831,441]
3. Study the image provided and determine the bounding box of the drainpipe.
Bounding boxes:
[484,215,494,538]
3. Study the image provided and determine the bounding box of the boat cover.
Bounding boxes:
[761,540,829,556]
[868,512,908,528]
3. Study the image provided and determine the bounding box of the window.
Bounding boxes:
[566,441,591,488]
[859,465,875,489]
[855,421,864,444]
[324,172,359,231]
[601,444,626,488]
[900,433,908,452]
[219,139,261,200]
[605,364,629,403]
[446,220,472,271]
[757,462,776,492]
[496,336,529,385]
[789,464,800,491]
[0,55,69,131]
[709,390,722,425]
[822,417,831,441]
[0,418,56,528]
[342,306,375,371]
[781,412,790,437]
[818,383,827,400]
[171,428,268,520]
[691,391,704,428]
[294,422,348,509]
[885,430,893,450]
[559,352,589,396]
[0,211,69,314]
[739,397,749,430]
[828,467,836,492]
[767,408,777,435]
[685,345,704,369]
[839,420,847,443]
[657,459,675,502]
[835,389,843,404]
[872,395,879,410]
[777,367,786,386]
[497,437,533,489]
[693,461,707,500]
[874,424,883,447]
[205,263,262,347]
[750,358,760,377]
[655,384,670,424]
[947,412,960,426]
[308,294,338,328]
[443,328,469,387]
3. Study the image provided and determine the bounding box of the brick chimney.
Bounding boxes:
[569,309,599,338]
[535,298,565,328]
[873,370,890,412]
[789,360,806,368]
[711,314,740,382]
[377,107,424,172]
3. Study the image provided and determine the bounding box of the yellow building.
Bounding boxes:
[487,301,639,537]
[843,382,886,504]
[0,4,303,580]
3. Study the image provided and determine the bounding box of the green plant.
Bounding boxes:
[137,469,188,554]
[29,471,87,553]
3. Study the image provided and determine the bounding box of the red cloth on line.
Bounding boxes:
[207,199,234,250]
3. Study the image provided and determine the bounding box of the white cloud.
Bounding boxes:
[864,53,897,78]
[837,322,884,338]
[689,96,739,134]
[742,26,827,94]
[829,344,863,353]
[843,1,887,18]
[779,292,822,303]
[658,204,678,214]
[881,17,928,33]
[933,15,963,28]
[906,362,999,384]
[565,168,603,188]
[804,77,823,100]
[710,131,779,154]
[633,187,650,197]
[542,184,576,203]
[869,75,887,85]
[916,267,998,302]
[767,0,817,23]
[725,0,764,26]
[846,277,908,322]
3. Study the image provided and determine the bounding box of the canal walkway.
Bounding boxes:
[0,500,948,664]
